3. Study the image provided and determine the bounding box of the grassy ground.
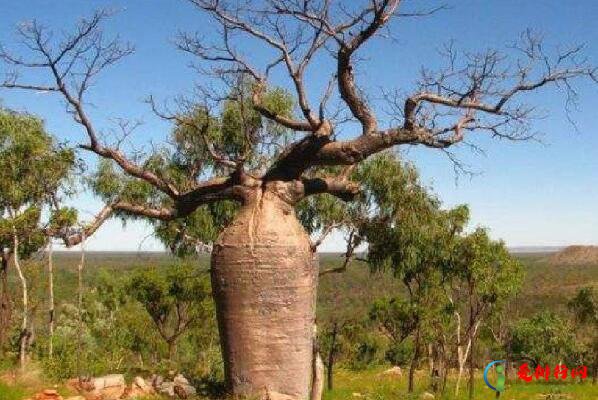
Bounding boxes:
[2,251,597,399]
[0,382,25,400]
[2,366,596,400]
[324,368,598,400]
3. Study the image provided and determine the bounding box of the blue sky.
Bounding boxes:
[1,0,597,251]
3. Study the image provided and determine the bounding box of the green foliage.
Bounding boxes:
[453,228,524,306]
[369,297,417,345]
[38,260,220,381]
[126,262,213,359]
[48,207,78,231]
[568,287,597,325]
[384,339,414,367]
[511,311,579,365]
[0,109,75,256]
[154,201,238,256]
[0,109,74,209]
[89,83,296,255]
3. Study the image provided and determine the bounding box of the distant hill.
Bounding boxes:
[548,245,598,265]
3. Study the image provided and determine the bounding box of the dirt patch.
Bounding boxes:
[547,245,598,266]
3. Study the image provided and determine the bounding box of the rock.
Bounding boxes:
[64,397,85,400]
[133,376,152,390]
[174,383,196,398]
[383,366,402,377]
[123,376,155,399]
[352,393,363,398]
[66,378,94,393]
[420,392,435,400]
[91,374,125,389]
[173,374,189,386]
[174,385,188,399]
[32,389,63,400]
[151,374,164,388]
[90,374,126,400]
[157,381,176,397]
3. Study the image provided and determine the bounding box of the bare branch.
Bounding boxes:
[311,223,339,251]
[319,229,360,276]
[0,11,186,198]
[301,176,360,202]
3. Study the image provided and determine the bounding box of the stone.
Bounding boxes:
[157,381,176,397]
[420,392,435,400]
[174,383,196,398]
[32,389,63,400]
[90,374,126,400]
[151,374,164,388]
[123,376,155,399]
[64,397,86,400]
[173,374,189,386]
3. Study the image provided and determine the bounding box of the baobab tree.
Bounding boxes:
[1,1,596,398]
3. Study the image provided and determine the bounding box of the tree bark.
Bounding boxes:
[167,340,176,361]
[47,242,55,359]
[468,326,475,400]
[13,233,28,372]
[468,286,476,400]
[409,325,421,393]
[311,352,324,400]
[0,253,12,355]
[211,189,317,400]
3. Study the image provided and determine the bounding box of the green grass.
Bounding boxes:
[324,368,598,400]
[0,382,26,400]
[2,251,597,399]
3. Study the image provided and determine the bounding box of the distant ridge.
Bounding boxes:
[547,245,598,265]
[508,246,564,254]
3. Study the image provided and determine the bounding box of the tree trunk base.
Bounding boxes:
[211,190,317,399]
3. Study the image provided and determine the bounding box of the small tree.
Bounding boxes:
[511,311,579,366]
[450,229,523,399]
[0,109,74,370]
[355,154,468,393]
[568,287,598,383]
[127,263,212,361]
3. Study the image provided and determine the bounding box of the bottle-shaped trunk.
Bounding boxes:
[211,189,317,399]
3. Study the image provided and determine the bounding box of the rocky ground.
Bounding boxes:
[25,372,196,400]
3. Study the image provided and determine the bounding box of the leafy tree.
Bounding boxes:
[511,311,579,366]
[126,263,212,361]
[450,229,523,399]
[0,109,74,369]
[568,287,598,383]
[353,154,467,393]
[2,2,596,397]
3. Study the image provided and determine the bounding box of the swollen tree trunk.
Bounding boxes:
[13,233,28,372]
[47,241,55,359]
[211,189,317,400]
